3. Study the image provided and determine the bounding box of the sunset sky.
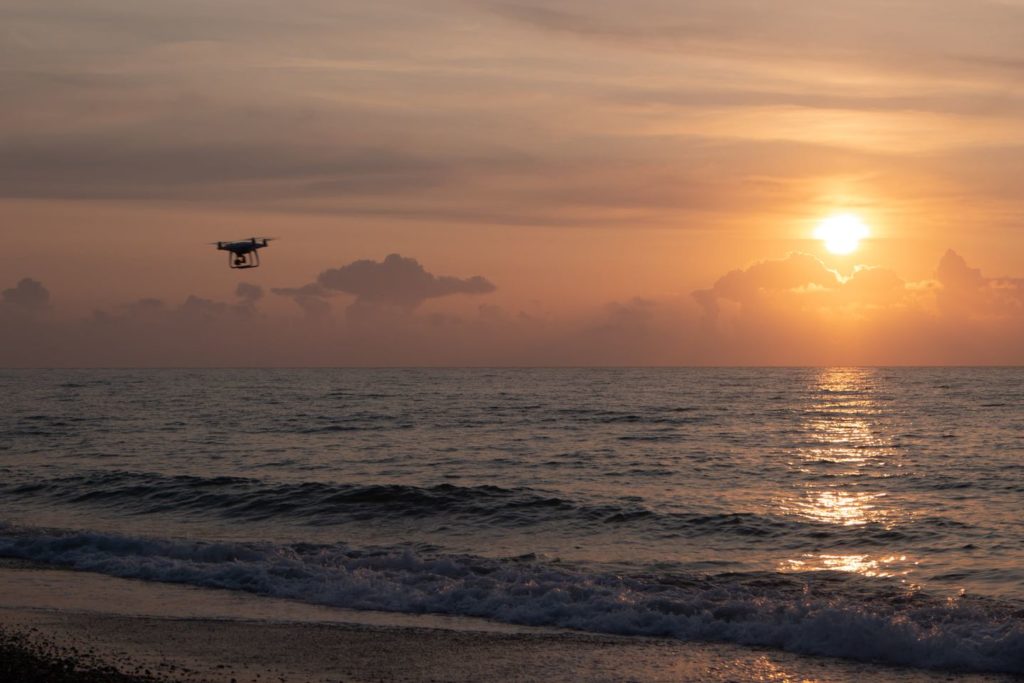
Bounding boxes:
[2,0,1023,365]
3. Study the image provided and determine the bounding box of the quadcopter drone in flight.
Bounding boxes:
[213,237,275,269]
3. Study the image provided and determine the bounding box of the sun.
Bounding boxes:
[814,213,869,255]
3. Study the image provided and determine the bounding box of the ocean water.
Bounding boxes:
[1,368,1022,674]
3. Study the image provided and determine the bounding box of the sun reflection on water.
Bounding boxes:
[792,490,888,526]
[780,553,918,578]
[780,368,916,579]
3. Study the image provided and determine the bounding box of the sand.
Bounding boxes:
[0,563,1016,683]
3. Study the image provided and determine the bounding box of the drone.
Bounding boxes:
[213,237,275,269]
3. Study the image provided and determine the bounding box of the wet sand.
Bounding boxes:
[0,564,1017,683]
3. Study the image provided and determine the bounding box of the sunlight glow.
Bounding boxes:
[774,368,921,581]
[814,213,870,254]
[780,553,916,578]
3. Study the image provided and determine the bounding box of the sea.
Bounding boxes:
[0,368,1022,675]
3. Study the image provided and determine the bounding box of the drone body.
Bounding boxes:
[214,237,274,269]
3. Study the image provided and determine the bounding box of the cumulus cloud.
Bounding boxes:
[937,249,1024,318]
[693,253,842,319]
[692,252,908,324]
[1,278,50,313]
[319,254,496,307]
[841,266,906,305]
[689,249,1024,365]
[275,254,496,312]
[270,282,332,318]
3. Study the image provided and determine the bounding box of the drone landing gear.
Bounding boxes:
[229,251,260,269]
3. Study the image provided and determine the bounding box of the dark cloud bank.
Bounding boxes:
[2,278,51,313]
[2,251,1022,367]
[273,254,496,315]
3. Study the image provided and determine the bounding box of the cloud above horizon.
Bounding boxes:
[1,278,51,314]
[936,249,1024,318]
[2,249,1022,367]
[274,254,497,313]
[235,282,264,304]
[693,252,908,322]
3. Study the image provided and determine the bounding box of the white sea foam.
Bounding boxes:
[1,526,1022,675]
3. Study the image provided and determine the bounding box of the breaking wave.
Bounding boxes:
[0,525,1021,675]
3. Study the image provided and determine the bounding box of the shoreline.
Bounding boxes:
[1,564,1019,683]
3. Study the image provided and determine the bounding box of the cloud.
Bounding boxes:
[1,277,51,313]
[489,0,1024,79]
[689,249,1024,365]
[565,297,699,365]
[271,282,329,299]
[235,282,263,303]
[271,282,332,318]
[693,252,912,322]
[937,249,1024,318]
[1,250,1021,367]
[3,0,1024,240]
[294,294,333,318]
[841,266,906,305]
[118,298,166,318]
[937,249,984,291]
[0,136,458,201]
[697,252,917,330]
[277,254,497,311]
[319,254,496,307]
[610,86,1024,118]
[693,253,844,320]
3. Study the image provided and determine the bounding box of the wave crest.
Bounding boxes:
[0,526,1021,675]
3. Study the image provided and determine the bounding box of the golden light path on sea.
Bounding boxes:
[778,368,919,581]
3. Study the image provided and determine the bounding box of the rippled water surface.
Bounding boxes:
[1,368,1022,673]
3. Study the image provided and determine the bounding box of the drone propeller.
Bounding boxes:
[207,237,277,243]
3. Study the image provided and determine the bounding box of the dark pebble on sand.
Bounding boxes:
[0,626,169,683]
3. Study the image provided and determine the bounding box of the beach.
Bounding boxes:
[1,561,1018,683]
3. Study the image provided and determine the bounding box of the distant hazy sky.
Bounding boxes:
[2,1,1023,365]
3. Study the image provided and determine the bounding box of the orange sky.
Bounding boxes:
[2,1,1023,365]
